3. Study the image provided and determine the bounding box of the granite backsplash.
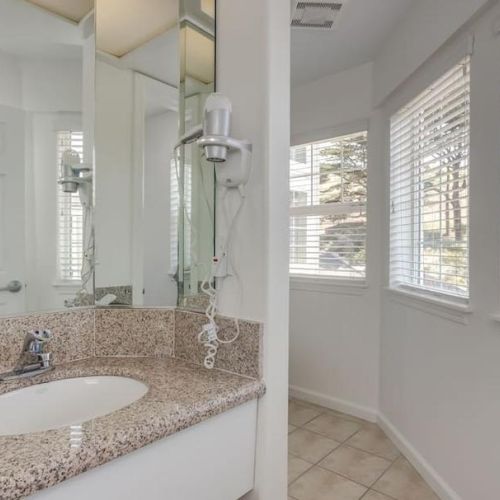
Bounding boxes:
[0,307,262,379]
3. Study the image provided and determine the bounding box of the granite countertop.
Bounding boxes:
[0,357,265,499]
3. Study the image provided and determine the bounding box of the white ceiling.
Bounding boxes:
[291,0,415,87]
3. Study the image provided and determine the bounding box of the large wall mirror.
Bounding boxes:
[0,0,216,316]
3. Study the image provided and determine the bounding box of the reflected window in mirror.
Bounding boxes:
[56,130,84,282]
[0,0,95,315]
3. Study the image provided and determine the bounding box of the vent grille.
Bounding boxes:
[292,1,343,29]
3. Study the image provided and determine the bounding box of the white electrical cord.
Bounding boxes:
[79,190,94,294]
[198,186,245,369]
[173,140,248,370]
[64,172,94,308]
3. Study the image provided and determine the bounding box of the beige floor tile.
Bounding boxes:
[289,424,297,434]
[362,491,395,500]
[345,425,400,460]
[288,454,313,484]
[372,457,439,500]
[305,413,361,442]
[289,466,367,500]
[289,428,340,463]
[289,401,323,426]
[320,445,392,487]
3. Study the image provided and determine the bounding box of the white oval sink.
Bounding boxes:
[0,376,148,436]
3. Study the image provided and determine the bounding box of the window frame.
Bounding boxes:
[289,130,369,284]
[389,57,471,304]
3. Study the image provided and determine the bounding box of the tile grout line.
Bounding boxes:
[340,441,402,462]
[359,488,399,500]
[287,459,315,489]
[315,445,395,490]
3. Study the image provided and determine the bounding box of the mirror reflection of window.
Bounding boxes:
[56,130,84,282]
[0,0,94,314]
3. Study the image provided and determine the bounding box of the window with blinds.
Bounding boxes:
[289,131,368,279]
[390,57,470,301]
[56,130,84,281]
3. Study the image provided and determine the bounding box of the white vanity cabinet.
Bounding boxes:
[30,400,258,500]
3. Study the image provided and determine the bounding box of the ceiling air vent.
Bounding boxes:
[291,1,344,30]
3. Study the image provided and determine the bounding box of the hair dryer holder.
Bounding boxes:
[198,135,252,188]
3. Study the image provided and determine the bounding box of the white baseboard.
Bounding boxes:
[377,413,461,500]
[289,385,378,423]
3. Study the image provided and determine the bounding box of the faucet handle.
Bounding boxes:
[26,329,52,354]
[31,329,52,341]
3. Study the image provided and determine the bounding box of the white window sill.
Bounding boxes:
[385,287,472,324]
[52,281,82,288]
[290,275,368,295]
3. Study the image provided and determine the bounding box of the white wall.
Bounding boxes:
[143,111,178,306]
[291,62,372,143]
[217,0,290,498]
[0,105,27,314]
[21,59,82,113]
[376,2,500,499]
[94,60,133,288]
[0,51,22,108]
[289,62,381,419]
[372,0,490,105]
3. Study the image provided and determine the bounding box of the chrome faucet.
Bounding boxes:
[0,329,53,381]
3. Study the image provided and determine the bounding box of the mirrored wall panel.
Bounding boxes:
[178,1,216,309]
[94,0,216,309]
[0,0,215,316]
[0,0,95,315]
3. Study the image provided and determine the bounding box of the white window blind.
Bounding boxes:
[170,152,192,274]
[289,131,368,279]
[56,130,84,281]
[170,157,179,275]
[390,57,470,301]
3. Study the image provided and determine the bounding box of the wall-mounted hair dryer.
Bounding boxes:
[173,93,252,369]
[175,93,252,188]
[58,150,92,194]
[201,93,231,162]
